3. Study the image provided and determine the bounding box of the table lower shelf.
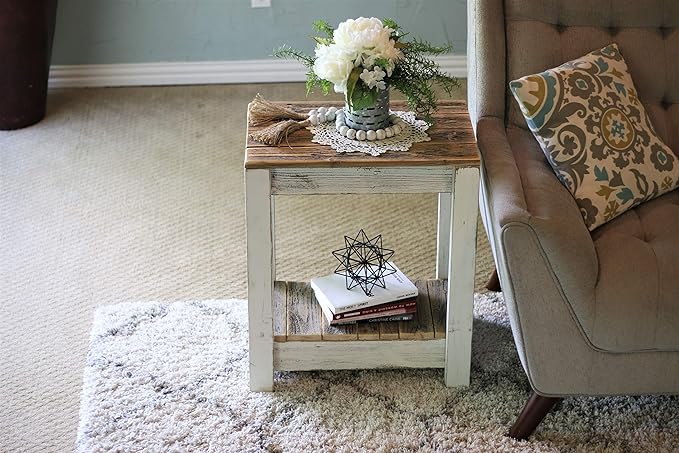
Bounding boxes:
[271,279,458,371]
[273,279,448,342]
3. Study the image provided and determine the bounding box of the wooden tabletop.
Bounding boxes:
[245,100,478,169]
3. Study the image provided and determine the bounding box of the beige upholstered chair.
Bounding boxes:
[467,0,679,438]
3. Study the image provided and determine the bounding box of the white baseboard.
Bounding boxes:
[48,56,466,88]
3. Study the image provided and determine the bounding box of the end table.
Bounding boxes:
[245,100,480,391]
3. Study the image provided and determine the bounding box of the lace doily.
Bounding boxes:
[308,110,431,156]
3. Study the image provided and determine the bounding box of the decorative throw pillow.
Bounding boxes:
[509,43,679,230]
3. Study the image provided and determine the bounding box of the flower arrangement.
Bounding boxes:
[274,17,459,124]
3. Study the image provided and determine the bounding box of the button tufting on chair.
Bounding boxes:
[659,26,673,38]
[469,0,679,440]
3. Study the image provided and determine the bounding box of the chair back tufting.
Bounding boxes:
[502,0,679,151]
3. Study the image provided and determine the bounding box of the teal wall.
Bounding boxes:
[52,0,467,65]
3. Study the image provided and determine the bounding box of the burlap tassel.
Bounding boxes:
[248,118,311,146]
[248,94,307,126]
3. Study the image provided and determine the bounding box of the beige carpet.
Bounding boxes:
[1,82,494,452]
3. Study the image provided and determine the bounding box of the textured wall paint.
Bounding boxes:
[52,0,467,65]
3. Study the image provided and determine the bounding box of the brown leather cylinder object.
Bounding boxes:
[0,0,58,130]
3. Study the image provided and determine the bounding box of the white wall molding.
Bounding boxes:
[48,56,466,88]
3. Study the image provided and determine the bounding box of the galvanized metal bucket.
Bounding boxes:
[344,88,390,131]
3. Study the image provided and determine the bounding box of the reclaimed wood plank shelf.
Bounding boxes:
[246,101,477,169]
[271,280,449,372]
[245,100,480,390]
[273,279,447,342]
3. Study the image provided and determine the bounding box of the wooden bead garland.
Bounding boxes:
[308,107,406,142]
[246,95,411,147]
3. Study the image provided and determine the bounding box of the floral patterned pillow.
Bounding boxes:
[509,43,679,230]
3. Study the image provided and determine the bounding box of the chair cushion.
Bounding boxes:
[591,189,679,352]
[509,43,679,230]
[507,125,679,353]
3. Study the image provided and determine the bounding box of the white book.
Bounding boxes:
[316,295,336,324]
[310,262,418,314]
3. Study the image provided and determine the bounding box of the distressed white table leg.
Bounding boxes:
[436,192,452,279]
[444,167,480,387]
[246,169,275,391]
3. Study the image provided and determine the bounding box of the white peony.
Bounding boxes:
[334,17,401,76]
[334,17,393,55]
[313,43,355,93]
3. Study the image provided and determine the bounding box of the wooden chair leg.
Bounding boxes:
[508,392,561,440]
[486,269,501,292]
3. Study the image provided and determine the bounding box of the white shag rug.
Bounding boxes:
[76,295,679,453]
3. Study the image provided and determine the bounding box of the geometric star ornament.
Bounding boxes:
[331,229,397,297]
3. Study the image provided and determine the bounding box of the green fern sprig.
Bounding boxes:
[273,45,332,95]
[273,45,313,66]
[389,37,460,123]
[313,20,334,38]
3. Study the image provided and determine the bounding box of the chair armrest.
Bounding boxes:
[477,115,599,339]
[476,117,530,229]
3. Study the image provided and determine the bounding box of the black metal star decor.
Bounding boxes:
[332,229,397,297]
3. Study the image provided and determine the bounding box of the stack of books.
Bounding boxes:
[310,263,418,326]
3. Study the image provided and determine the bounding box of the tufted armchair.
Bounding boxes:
[468,0,679,439]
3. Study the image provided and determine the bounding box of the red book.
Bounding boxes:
[333,313,415,326]
[330,304,417,325]
[331,298,417,321]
